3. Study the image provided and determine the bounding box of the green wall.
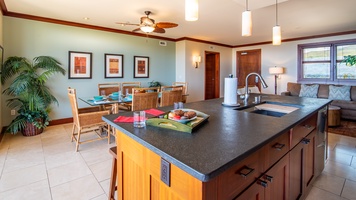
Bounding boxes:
[2,17,176,125]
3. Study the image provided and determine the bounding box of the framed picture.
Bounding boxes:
[134,56,149,78]
[105,53,124,78]
[68,51,92,79]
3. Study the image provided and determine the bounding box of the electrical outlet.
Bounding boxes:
[11,110,16,115]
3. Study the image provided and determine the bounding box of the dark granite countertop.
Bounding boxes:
[102,94,331,182]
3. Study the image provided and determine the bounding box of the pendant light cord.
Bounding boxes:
[246,0,249,11]
[275,0,278,26]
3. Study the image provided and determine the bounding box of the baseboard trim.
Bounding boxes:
[49,118,73,126]
[0,126,7,143]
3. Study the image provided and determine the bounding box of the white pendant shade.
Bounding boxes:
[140,26,155,33]
[242,10,252,36]
[273,25,281,45]
[185,0,199,21]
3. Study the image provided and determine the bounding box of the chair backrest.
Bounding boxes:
[67,87,80,126]
[131,87,159,111]
[160,86,183,107]
[122,82,141,96]
[98,83,121,96]
[172,82,188,95]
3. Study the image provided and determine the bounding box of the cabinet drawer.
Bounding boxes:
[266,132,290,169]
[291,114,317,147]
[218,149,264,200]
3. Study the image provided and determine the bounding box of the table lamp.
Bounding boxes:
[269,66,284,95]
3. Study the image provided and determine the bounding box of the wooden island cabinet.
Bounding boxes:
[101,95,330,200]
[115,112,320,200]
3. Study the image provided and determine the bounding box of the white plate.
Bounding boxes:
[169,116,197,124]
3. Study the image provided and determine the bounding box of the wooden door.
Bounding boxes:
[205,52,220,100]
[236,49,261,90]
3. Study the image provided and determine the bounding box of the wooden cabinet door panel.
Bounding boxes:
[304,131,316,193]
[234,182,265,200]
[289,142,304,200]
[264,154,290,200]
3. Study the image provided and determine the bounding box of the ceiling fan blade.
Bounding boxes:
[156,22,178,29]
[132,28,141,32]
[153,27,165,33]
[116,22,140,26]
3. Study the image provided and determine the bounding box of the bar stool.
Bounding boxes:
[109,147,117,200]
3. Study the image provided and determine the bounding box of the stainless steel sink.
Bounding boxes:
[250,109,287,117]
[235,101,303,117]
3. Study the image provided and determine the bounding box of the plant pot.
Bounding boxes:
[21,121,44,136]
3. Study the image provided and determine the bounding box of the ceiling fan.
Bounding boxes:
[116,11,178,34]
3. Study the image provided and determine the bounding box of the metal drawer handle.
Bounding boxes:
[301,138,310,144]
[257,179,268,188]
[303,124,312,129]
[238,166,255,178]
[273,143,285,151]
[265,175,273,183]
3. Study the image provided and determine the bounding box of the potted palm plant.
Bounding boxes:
[1,56,65,136]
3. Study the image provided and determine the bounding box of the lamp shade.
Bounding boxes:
[242,10,252,36]
[269,66,284,74]
[185,0,199,21]
[272,25,281,45]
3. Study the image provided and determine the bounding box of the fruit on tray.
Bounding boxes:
[168,110,197,120]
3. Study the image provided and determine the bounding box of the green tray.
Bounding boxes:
[146,109,210,133]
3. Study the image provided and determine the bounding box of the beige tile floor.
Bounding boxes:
[0,124,355,200]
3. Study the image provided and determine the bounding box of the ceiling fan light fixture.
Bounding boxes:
[185,0,199,21]
[140,26,155,33]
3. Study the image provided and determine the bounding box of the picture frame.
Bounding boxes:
[105,53,124,78]
[134,56,149,78]
[68,51,92,79]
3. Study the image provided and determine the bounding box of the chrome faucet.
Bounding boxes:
[244,72,268,105]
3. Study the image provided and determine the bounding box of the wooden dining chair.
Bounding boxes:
[160,85,183,107]
[98,82,121,96]
[131,87,160,111]
[172,82,188,103]
[121,82,141,96]
[120,82,141,111]
[68,87,112,152]
[98,83,121,113]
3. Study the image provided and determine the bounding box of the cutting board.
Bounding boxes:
[255,103,299,113]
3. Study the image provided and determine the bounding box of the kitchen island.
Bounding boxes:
[103,94,331,200]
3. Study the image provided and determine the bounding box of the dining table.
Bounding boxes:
[79,95,132,114]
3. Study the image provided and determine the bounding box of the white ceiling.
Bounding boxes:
[4,0,356,46]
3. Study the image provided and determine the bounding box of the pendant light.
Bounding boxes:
[242,0,252,36]
[185,0,199,21]
[272,0,281,45]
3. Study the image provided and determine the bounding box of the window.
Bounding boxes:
[298,39,356,83]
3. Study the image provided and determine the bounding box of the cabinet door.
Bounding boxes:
[264,154,290,200]
[289,141,304,200]
[234,181,265,200]
[304,130,316,192]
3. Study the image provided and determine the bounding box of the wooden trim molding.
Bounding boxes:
[49,118,73,126]
[0,126,6,143]
[1,1,356,49]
